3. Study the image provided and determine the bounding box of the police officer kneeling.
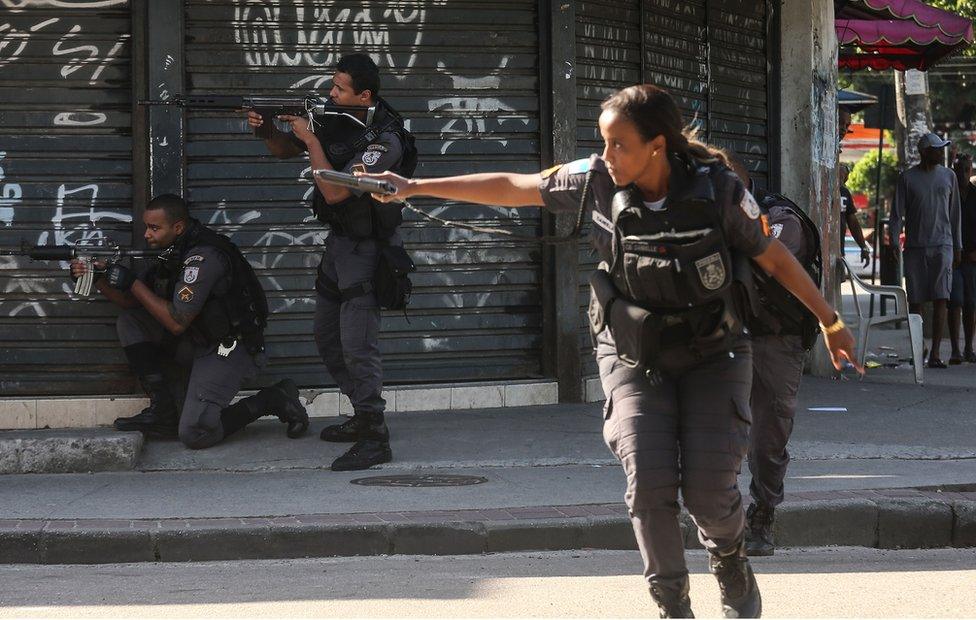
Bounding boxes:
[71,194,308,448]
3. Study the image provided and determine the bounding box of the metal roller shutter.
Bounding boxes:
[183,0,543,387]
[575,0,641,377]
[0,1,133,396]
[706,0,769,187]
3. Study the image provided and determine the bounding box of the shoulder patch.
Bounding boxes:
[366,144,389,153]
[563,158,592,175]
[739,191,761,220]
[362,150,382,166]
[351,163,366,175]
[541,164,562,179]
[183,266,199,284]
[183,254,205,265]
[770,223,784,239]
[177,286,194,303]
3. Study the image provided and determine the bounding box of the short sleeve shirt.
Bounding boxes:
[171,245,229,318]
[538,155,771,259]
[766,205,808,263]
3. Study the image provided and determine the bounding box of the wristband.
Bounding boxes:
[820,314,846,335]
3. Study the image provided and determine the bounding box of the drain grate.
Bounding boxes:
[350,474,488,488]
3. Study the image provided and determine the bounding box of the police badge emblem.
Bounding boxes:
[362,150,381,166]
[694,252,727,291]
[183,266,199,284]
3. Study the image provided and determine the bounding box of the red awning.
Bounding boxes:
[837,0,974,71]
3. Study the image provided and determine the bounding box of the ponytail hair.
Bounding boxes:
[601,84,719,166]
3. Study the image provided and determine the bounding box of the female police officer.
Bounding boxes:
[353,85,860,618]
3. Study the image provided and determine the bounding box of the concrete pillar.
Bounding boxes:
[776,0,840,376]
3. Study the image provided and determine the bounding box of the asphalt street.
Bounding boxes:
[0,548,974,618]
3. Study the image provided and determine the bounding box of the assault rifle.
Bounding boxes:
[312,169,398,196]
[1,241,161,297]
[138,95,376,138]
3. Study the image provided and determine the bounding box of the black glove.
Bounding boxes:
[104,263,136,292]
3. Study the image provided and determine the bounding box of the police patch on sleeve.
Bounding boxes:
[183,266,199,284]
[366,144,388,153]
[541,164,562,179]
[183,254,205,265]
[563,158,592,175]
[362,150,382,166]
[739,191,761,220]
[770,223,784,238]
[177,286,194,303]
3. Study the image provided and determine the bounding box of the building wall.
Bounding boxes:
[0,0,774,398]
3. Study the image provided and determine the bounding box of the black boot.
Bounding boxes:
[114,373,179,439]
[330,413,392,471]
[649,577,695,618]
[320,412,371,443]
[258,379,309,438]
[709,543,762,618]
[223,379,309,439]
[745,502,775,557]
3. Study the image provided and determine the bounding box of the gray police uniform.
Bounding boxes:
[747,202,811,508]
[117,244,264,448]
[292,128,404,418]
[539,155,771,600]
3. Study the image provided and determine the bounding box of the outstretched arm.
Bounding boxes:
[753,239,863,374]
[362,170,546,208]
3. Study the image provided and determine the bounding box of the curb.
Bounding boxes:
[0,429,143,475]
[1,495,974,565]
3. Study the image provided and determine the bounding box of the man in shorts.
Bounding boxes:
[890,133,962,368]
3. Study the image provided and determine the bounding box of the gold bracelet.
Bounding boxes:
[820,314,846,335]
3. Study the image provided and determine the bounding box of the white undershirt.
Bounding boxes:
[643,198,667,212]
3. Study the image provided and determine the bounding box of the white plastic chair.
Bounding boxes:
[837,257,924,384]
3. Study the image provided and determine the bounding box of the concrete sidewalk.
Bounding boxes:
[1,339,975,563]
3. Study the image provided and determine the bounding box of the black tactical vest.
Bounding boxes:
[164,221,268,352]
[588,158,756,370]
[311,98,417,241]
[748,189,822,348]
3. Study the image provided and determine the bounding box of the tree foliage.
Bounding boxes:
[848,149,899,205]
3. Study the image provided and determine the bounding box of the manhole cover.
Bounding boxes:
[350,474,488,488]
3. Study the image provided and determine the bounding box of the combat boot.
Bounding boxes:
[745,502,775,557]
[320,412,371,442]
[330,414,392,471]
[114,373,179,439]
[649,577,695,618]
[709,543,762,618]
[257,379,309,438]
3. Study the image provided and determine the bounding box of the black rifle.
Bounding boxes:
[138,95,376,138]
[1,241,161,296]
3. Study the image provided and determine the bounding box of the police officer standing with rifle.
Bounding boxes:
[355,85,862,618]
[71,194,308,448]
[248,53,416,471]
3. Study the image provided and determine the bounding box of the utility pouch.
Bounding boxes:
[607,296,661,369]
[372,201,404,239]
[374,244,415,311]
[620,227,731,309]
[338,196,374,240]
[588,266,617,345]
